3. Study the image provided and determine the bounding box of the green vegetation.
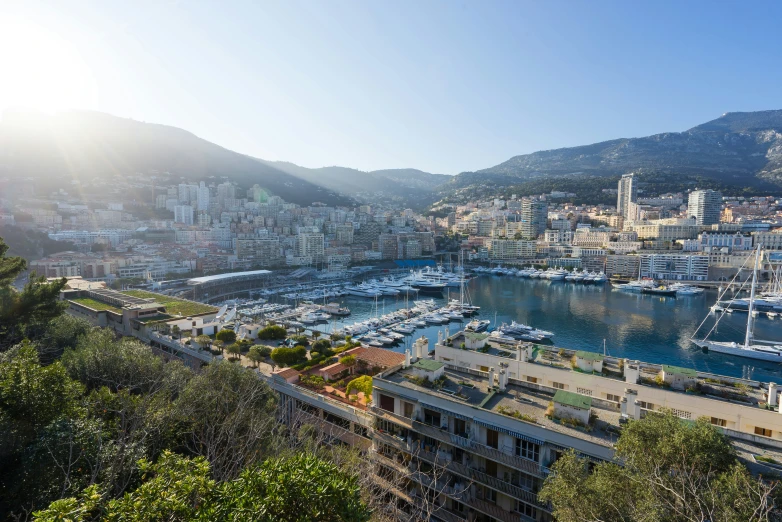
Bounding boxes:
[0,225,76,259]
[339,355,357,375]
[539,410,781,521]
[271,345,307,367]
[247,346,269,367]
[756,455,782,466]
[215,329,237,344]
[1,237,69,350]
[258,324,287,340]
[33,450,369,522]
[69,297,122,313]
[345,375,372,398]
[300,374,326,390]
[120,290,217,317]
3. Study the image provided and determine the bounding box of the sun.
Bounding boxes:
[0,16,97,113]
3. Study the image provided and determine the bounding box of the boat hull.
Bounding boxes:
[694,340,782,362]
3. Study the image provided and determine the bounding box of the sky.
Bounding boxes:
[1,1,781,175]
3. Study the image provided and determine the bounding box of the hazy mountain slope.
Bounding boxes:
[0,110,353,207]
[260,161,449,205]
[447,110,782,191]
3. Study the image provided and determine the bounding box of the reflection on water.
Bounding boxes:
[298,275,782,384]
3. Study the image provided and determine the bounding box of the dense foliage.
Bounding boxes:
[271,345,307,367]
[539,410,782,522]
[345,376,372,398]
[0,237,69,350]
[258,325,287,340]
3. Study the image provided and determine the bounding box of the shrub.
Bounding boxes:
[215,329,237,344]
[258,346,273,357]
[345,375,373,398]
[300,374,326,389]
[271,345,307,367]
[313,339,333,354]
[291,334,310,346]
[259,325,287,340]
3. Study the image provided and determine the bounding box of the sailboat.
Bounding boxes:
[692,245,782,362]
[447,251,480,316]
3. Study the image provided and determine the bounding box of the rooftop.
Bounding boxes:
[576,350,604,362]
[662,364,698,378]
[119,290,217,317]
[344,346,405,368]
[554,389,592,410]
[411,359,444,372]
[187,269,272,285]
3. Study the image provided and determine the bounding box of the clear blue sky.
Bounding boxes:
[2,1,781,174]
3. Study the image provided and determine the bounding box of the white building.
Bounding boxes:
[688,189,722,226]
[617,174,637,219]
[640,253,709,281]
[174,205,194,225]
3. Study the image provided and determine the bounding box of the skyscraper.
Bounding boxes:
[519,198,548,239]
[174,205,194,225]
[617,173,637,219]
[197,182,210,211]
[688,189,722,226]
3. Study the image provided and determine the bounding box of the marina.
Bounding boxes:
[230,271,782,385]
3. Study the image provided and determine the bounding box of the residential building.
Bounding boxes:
[174,205,194,225]
[296,232,325,261]
[519,199,548,240]
[640,254,709,281]
[688,189,722,226]
[617,174,637,219]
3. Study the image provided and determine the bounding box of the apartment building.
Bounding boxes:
[235,237,283,266]
[639,254,709,281]
[485,239,537,260]
[267,332,782,522]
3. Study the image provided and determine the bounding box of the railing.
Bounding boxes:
[372,406,415,429]
[295,410,372,450]
[448,432,549,478]
[375,430,411,452]
[465,496,524,522]
[272,379,373,423]
[414,448,543,508]
[149,332,213,362]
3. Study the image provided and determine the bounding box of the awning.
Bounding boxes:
[420,403,471,422]
[471,418,545,446]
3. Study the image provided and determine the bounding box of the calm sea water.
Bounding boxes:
[301,275,782,385]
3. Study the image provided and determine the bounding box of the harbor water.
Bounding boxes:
[299,275,782,385]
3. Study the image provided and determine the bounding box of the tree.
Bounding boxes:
[258,325,287,340]
[345,376,372,398]
[226,343,241,361]
[34,451,370,522]
[313,339,332,354]
[339,355,356,375]
[539,410,781,522]
[194,335,212,350]
[171,325,181,340]
[311,330,321,341]
[0,237,68,350]
[270,346,307,367]
[215,329,237,344]
[212,339,225,356]
[247,346,265,368]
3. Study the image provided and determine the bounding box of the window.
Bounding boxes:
[512,472,536,492]
[606,393,621,403]
[423,408,441,427]
[516,439,539,462]
[485,459,497,477]
[576,387,593,396]
[484,486,497,503]
[552,382,566,390]
[516,501,537,519]
[526,376,538,384]
[638,401,654,410]
[379,394,395,412]
[452,500,465,513]
[403,402,414,419]
[755,427,773,437]
[454,418,466,436]
[711,417,727,427]
[486,428,499,449]
[480,365,490,372]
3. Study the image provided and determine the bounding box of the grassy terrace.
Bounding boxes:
[120,290,217,317]
[70,297,122,313]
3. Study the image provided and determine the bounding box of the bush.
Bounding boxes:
[300,374,326,389]
[345,375,372,398]
[258,346,273,357]
[259,325,287,340]
[313,339,332,354]
[235,339,253,353]
[271,345,307,367]
[215,329,237,344]
[291,334,310,346]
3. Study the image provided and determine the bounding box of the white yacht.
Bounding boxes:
[693,246,782,362]
[669,283,704,295]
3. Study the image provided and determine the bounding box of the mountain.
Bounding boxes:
[446,110,782,194]
[261,161,450,206]
[0,110,355,207]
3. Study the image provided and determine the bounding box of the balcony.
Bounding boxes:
[372,406,414,429]
[375,429,412,452]
[448,432,549,478]
[295,410,372,450]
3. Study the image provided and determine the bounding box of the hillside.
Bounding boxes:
[0,110,354,207]
[446,110,782,194]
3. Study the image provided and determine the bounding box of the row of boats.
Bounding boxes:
[613,279,704,296]
[474,265,608,283]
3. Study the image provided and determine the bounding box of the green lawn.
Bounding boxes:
[120,290,217,317]
[70,297,122,313]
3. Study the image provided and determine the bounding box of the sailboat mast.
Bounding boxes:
[745,245,761,348]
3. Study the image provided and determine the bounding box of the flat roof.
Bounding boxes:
[576,350,604,362]
[187,269,272,285]
[662,364,698,378]
[412,359,444,372]
[554,390,593,410]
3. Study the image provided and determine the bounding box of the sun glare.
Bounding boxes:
[0,16,97,113]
